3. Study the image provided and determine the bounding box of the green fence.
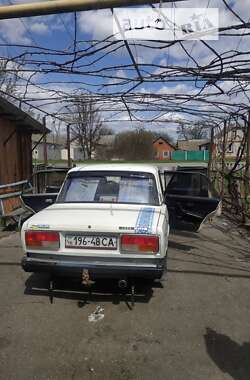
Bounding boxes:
[172,150,209,161]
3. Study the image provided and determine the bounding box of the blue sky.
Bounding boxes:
[0,0,249,138]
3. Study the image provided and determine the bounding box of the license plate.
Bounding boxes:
[65,235,117,250]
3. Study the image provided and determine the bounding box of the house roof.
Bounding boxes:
[0,96,50,134]
[199,140,210,148]
[177,139,208,151]
[153,136,176,150]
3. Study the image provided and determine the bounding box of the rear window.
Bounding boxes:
[57,171,159,205]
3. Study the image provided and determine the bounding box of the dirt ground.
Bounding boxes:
[0,217,249,380]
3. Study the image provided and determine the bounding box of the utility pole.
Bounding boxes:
[67,124,72,169]
[0,0,185,20]
[243,110,250,223]
[43,116,48,168]
[208,126,214,181]
[220,120,227,200]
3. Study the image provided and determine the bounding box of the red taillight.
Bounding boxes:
[121,235,159,253]
[25,231,60,250]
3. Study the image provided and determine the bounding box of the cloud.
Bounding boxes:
[78,9,113,39]
[29,22,49,35]
[0,19,30,44]
[158,83,194,95]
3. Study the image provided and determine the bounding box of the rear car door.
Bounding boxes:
[21,193,58,213]
[164,171,221,231]
[21,169,68,213]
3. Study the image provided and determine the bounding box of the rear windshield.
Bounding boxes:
[57,171,159,205]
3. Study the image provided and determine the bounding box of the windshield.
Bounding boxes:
[57,171,159,205]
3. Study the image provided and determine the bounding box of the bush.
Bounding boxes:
[113,129,155,160]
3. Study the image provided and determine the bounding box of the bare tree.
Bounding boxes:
[177,123,208,140]
[100,126,113,136]
[113,129,155,160]
[0,59,19,97]
[70,96,104,160]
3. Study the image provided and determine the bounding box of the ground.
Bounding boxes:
[0,218,249,380]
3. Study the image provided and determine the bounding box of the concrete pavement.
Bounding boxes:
[0,218,249,380]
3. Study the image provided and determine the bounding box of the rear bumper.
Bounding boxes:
[21,255,166,280]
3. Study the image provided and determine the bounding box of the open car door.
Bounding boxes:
[164,170,221,231]
[21,168,68,213]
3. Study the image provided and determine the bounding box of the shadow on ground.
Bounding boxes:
[169,216,199,233]
[168,217,250,279]
[168,240,195,252]
[24,273,163,308]
[204,328,250,380]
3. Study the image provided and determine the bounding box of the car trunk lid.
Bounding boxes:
[26,203,161,235]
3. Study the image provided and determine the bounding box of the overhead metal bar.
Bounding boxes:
[0,0,185,20]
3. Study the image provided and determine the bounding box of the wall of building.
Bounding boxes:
[61,147,74,161]
[47,144,61,160]
[214,128,245,158]
[73,147,85,161]
[0,117,32,184]
[33,142,62,161]
[61,146,85,161]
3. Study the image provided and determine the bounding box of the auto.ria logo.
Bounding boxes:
[113,7,219,41]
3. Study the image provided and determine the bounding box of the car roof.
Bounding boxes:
[68,163,159,176]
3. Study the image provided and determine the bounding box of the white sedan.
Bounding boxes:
[21,164,220,283]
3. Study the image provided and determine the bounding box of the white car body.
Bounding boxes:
[21,164,169,280]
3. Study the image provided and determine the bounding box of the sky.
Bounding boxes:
[0,0,249,139]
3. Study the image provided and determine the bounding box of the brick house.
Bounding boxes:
[153,137,176,160]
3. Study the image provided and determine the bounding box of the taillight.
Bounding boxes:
[121,235,159,253]
[25,231,60,250]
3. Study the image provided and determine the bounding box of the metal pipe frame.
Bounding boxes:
[0,0,185,20]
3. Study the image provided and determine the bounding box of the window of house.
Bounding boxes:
[163,151,169,158]
[158,141,163,145]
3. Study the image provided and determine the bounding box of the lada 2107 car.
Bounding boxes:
[21,164,220,283]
